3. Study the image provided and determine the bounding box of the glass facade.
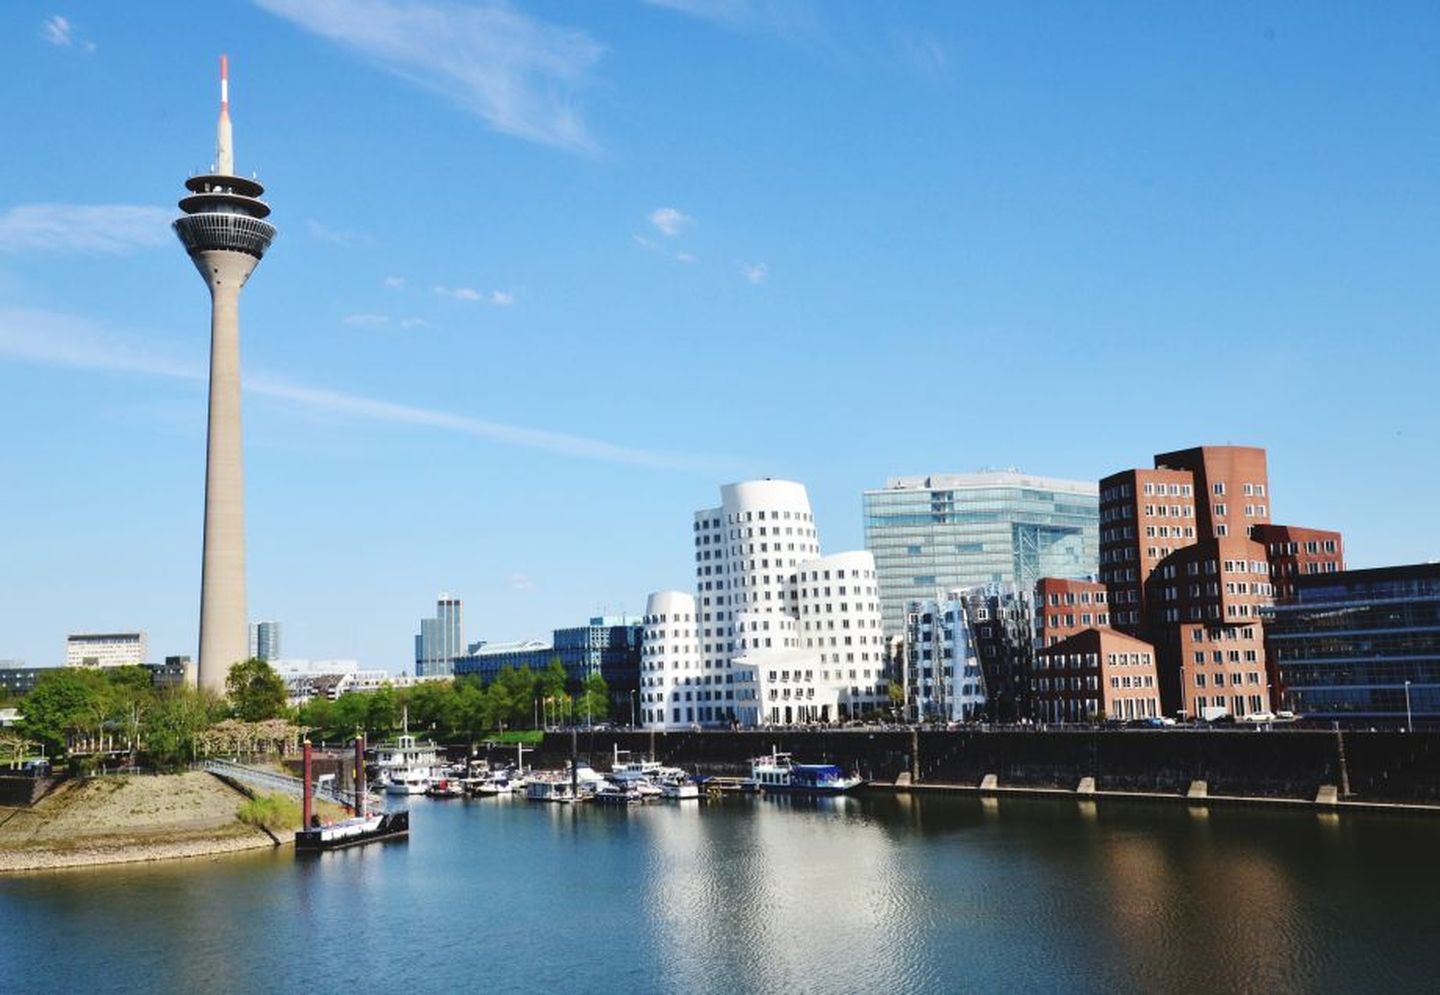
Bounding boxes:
[864,473,1099,636]
[1265,563,1440,722]
[414,595,464,677]
[249,621,281,662]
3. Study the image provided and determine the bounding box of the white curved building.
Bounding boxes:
[644,480,891,729]
[640,591,700,728]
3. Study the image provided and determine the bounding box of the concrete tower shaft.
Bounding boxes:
[173,56,276,693]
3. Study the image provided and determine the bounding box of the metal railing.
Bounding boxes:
[201,758,383,812]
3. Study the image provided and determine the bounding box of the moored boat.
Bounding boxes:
[750,751,864,795]
[295,810,410,851]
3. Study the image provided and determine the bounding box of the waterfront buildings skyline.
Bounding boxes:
[864,471,1099,638]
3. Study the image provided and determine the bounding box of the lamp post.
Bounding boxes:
[1404,680,1413,733]
[629,690,636,728]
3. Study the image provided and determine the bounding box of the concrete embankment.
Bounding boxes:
[0,771,276,873]
[523,728,1440,811]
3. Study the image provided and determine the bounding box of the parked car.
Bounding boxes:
[1240,711,1277,724]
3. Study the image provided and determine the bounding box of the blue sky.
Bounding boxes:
[2,1,1438,669]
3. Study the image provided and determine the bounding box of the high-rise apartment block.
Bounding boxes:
[641,480,889,729]
[248,621,281,662]
[66,633,147,669]
[1096,445,1343,720]
[864,471,1099,637]
[414,593,464,677]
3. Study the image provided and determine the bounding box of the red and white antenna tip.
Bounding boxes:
[220,54,229,108]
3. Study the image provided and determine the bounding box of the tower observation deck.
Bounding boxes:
[174,55,276,693]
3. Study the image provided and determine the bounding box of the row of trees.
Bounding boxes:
[298,661,611,742]
[6,657,614,766]
[16,666,227,768]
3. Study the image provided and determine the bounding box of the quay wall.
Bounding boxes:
[523,729,1440,805]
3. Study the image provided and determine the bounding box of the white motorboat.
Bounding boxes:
[749,751,864,795]
[376,712,441,796]
[653,768,700,800]
[525,773,578,803]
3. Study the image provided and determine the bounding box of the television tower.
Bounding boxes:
[173,56,276,693]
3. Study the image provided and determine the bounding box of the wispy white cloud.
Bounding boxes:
[0,307,730,473]
[399,317,430,329]
[509,573,535,591]
[634,232,695,265]
[435,285,515,306]
[741,262,769,284]
[0,204,171,255]
[41,14,94,50]
[641,0,823,44]
[649,207,693,237]
[343,313,391,327]
[41,15,73,45]
[383,275,406,289]
[434,285,482,302]
[253,0,604,152]
[305,218,373,248]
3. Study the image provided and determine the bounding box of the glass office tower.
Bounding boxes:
[864,471,1099,636]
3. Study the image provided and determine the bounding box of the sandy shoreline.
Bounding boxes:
[0,771,282,874]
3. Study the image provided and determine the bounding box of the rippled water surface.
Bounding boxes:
[3,792,1437,993]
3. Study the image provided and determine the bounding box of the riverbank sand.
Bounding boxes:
[0,772,276,872]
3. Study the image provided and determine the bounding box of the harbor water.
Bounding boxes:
[2,792,1436,993]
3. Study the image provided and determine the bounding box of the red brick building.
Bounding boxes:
[1250,524,1345,599]
[1145,537,1274,718]
[1098,445,1343,720]
[1034,628,1162,723]
[1035,578,1110,648]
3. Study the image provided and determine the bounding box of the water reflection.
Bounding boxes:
[1,794,1437,993]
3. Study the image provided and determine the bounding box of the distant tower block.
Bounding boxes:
[173,55,276,693]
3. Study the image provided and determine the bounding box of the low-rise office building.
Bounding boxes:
[1035,628,1161,722]
[66,632,146,669]
[1265,562,1440,723]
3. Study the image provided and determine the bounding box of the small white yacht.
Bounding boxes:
[525,773,578,803]
[653,768,700,800]
[377,712,441,796]
[609,746,664,784]
[749,751,863,795]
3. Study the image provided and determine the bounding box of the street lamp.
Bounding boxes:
[1404,680,1413,733]
[629,690,636,728]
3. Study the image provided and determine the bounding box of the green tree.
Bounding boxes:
[408,680,458,736]
[19,668,110,754]
[332,692,371,738]
[366,686,399,736]
[453,680,487,744]
[142,685,223,769]
[297,695,335,737]
[576,671,610,725]
[225,658,288,722]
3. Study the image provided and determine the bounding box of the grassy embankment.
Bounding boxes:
[0,772,339,872]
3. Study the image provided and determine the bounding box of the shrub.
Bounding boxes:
[236,792,301,831]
